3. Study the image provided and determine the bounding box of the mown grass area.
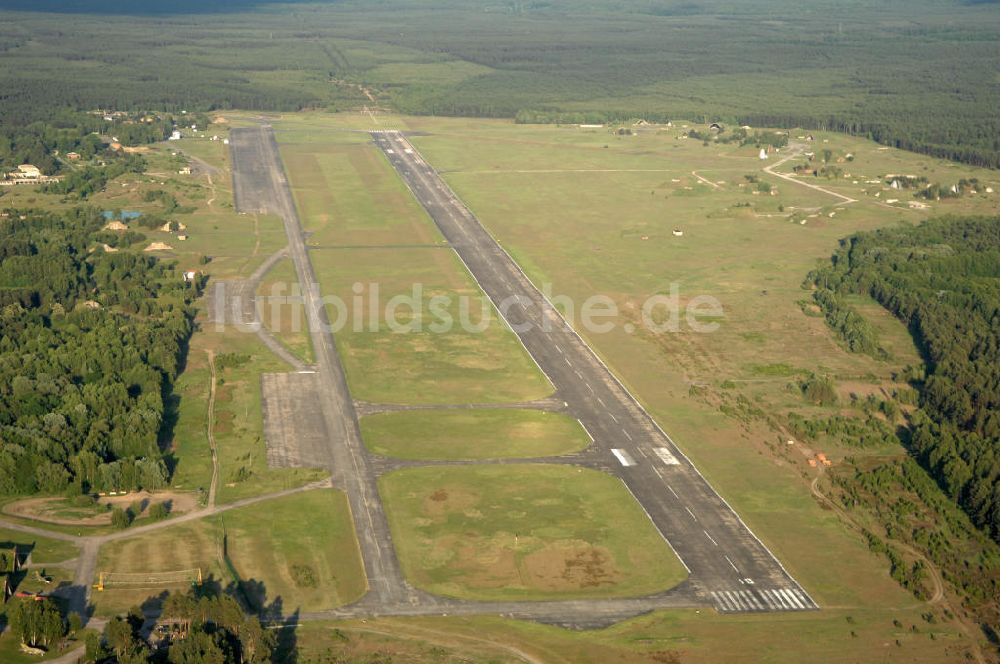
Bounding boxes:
[276,126,553,404]
[360,409,589,460]
[221,489,367,612]
[94,489,364,616]
[311,244,552,404]
[256,256,315,365]
[379,465,686,601]
[93,517,224,617]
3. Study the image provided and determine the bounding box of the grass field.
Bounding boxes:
[94,489,365,616]
[360,409,589,460]
[379,465,687,601]
[277,129,553,404]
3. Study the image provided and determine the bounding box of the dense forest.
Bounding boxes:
[0,207,196,496]
[809,216,1000,543]
[0,1,999,168]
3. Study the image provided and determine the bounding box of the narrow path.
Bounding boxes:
[691,170,721,189]
[206,350,220,508]
[809,473,985,664]
[206,172,217,207]
[763,146,857,204]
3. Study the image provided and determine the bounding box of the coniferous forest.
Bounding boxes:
[0,0,999,167]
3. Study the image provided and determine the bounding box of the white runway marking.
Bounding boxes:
[609,413,618,423]
[555,344,563,354]
[703,530,718,546]
[623,431,633,441]
[597,397,605,407]
[611,449,636,467]
[685,506,697,521]
[763,589,786,608]
[748,591,766,610]
[666,484,679,499]
[725,555,740,573]
[779,588,805,609]
[792,588,814,608]
[653,447,681,466]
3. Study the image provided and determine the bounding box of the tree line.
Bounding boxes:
[809,215,1000,543]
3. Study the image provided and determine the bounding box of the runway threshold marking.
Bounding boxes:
[653,447,681,466]
[611,449,636,467]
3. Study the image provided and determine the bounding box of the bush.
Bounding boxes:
[801,375,839,406]
[111,507,132,530]
[148,502,169,520]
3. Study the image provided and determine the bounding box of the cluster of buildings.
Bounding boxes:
[1,164,61,186]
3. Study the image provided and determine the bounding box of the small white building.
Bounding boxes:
[759,148,768,160]
[15,164,42,178]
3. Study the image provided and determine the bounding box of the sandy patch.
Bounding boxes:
[4,490,198,526]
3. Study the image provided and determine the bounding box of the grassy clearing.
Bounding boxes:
[94,489,364,616]
[379,465,686,601]
[360,409,589,460]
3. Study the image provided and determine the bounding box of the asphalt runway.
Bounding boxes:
[227,125,816,625]
[370,129,817,614]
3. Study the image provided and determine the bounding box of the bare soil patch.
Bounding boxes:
[4,490,198,526]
